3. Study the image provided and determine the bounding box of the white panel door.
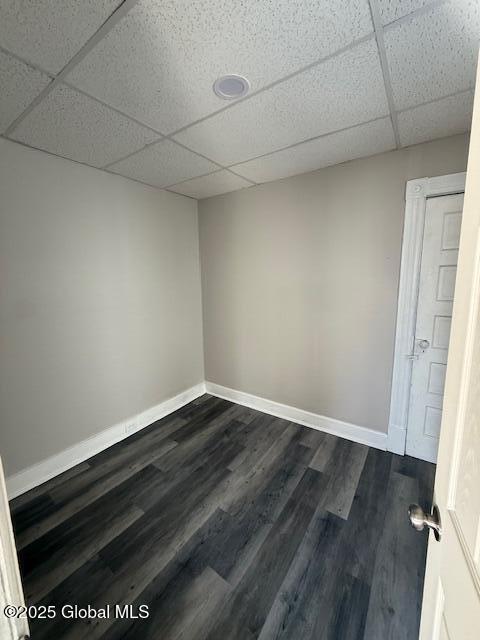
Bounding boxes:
[0,457,29,639]
[406,193,464,463]
[419,58,480,638]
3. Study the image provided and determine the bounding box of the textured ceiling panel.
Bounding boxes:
[0,49,51,133]
[10,85,159,168]
[376,0,437,25]
[385,0,480,110]
[66,0,373,133]
[398,90,474,146]
[108,139,218,188]
[169,170,252,199]
[174,39,389,166]
[231,118,396,183]
[0,0,476,198]
[0,0,123,74]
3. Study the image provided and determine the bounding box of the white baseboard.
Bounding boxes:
[386,423,407,456]
[7,379,391,499]
[206,382,387,451]
[6,382,206,500]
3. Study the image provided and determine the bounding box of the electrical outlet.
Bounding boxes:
[125,423,137,435]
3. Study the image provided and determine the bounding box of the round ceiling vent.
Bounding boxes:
[213,74,250,100]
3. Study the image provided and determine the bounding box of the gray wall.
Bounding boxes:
[0,138,204,476]
[0,133,470,477]
[199,134,470,434]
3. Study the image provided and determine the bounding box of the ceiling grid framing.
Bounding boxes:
[3,0,142,137]
[368,0,401,148]
[0,0,475,198]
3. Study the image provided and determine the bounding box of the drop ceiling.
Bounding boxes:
[0,0,477,199]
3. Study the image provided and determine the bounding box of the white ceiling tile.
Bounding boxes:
[398,90,474,146]
[0,0,122,74]
[10,85,159,168]
[173,39,389,166]
[66,0,373,133]
[0,49,51,133]
[375,0,436,25]
[384,0,480,110]
[232,118,396,183]
[108,139,218,188]
[169,170,252,199]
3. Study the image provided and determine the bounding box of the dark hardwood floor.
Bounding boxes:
[10,394,435,640]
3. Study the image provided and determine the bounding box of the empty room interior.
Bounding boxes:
[1,1,480,639]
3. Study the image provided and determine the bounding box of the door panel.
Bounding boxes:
[451,301,480,563]
[406,193,464,463]
[432,316,451,350]
[419,57,480,639]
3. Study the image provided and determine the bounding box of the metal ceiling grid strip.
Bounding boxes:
[368,0,402,148]
[3,0,142,137]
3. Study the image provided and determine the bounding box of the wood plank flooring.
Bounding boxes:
[10,395,435,640]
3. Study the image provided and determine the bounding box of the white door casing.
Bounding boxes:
[406,193,464,463]
[388,172,466,459]
[419,57,480,639]
[0,457,29,639]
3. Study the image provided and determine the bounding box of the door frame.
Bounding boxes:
[0,457,29,639]
[387,172,466,456]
